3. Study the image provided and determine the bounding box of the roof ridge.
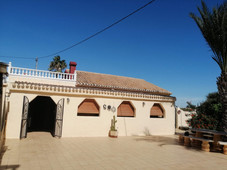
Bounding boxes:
[76,70,145,81]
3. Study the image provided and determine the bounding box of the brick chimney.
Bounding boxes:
[69,62,77,74]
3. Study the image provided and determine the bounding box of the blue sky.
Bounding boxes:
[0,0,224,107]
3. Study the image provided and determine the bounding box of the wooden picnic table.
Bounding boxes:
[190,128,227,151]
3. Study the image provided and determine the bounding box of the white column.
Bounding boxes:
[7,62,12,74]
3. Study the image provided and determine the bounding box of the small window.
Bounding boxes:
[77,99,99,116]
[150,103,164,118]
[117,101,135,117]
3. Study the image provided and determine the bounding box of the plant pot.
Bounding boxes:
[109,130,118,138]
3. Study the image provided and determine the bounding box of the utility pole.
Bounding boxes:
[35,57,38,70]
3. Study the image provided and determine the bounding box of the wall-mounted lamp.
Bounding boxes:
[67,98,70,103]
[142,102,145,107]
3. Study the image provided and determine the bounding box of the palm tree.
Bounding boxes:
[48,56,67,72]
[190,1,227,131]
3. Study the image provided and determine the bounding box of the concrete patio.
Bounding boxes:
[1,132,227,170]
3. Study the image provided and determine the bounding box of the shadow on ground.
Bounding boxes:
[0,145,8,164]
[135,135,179,146]
[0,165,20,170]
[134,135,211,153]
[0,145,21,169]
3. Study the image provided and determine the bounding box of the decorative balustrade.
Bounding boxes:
[11,81,175,102]
[8,62,76,81]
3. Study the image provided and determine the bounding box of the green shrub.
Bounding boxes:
[186,92,222,130]
[186,113,218,130]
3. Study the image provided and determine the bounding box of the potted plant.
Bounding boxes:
[109,115,118,138]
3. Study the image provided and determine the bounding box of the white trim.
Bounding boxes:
[9,65,75,82]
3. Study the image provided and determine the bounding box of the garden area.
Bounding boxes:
[180,0,227,132]
[185,92,222,130]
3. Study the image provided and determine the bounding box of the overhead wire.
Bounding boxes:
[1,0,157,61]
[0,56,34,60]
[39,0,157,59]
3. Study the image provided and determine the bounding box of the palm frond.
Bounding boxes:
[48,56,67,72]
[190,0,227,73]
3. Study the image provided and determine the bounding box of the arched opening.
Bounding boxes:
[27,96,56,135]
[117,101,135,117]
[150,103,164,118]
[77,99,100,116]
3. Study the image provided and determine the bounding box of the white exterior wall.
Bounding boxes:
[6,92,24,138]
[176,107,194,128]
[6,91,175,138]
[8,75,76,87]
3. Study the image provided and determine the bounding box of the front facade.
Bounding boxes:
[3,62,176,139]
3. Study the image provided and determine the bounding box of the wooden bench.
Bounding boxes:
[184,136,214,152]
[176,132,195,144]
[218,141,227,155]
[203,134,213,139]
[176,133,185,143]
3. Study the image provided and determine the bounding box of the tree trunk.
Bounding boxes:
[217,72,227,132]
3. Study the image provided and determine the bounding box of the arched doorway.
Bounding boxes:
[27,96,56,135]
[20,96,65,139]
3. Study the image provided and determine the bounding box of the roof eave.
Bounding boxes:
[76,83,171,96]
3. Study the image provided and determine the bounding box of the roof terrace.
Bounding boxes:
[8,62,76,81]
[7,62,77,86]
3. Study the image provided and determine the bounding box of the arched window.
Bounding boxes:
[150,103,164,118]
[77,99,99,116]
[117,101,135,117]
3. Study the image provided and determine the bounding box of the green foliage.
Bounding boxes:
[189,0,227,131]
[48,56,67,72]
[190,1,227,73]
[186,101,196,110]
[186,92,222,130]
[187,113,218,130]
[197,92,222,119]
[181,102,196,111]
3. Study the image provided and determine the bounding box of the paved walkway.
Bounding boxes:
[1,132,227,170]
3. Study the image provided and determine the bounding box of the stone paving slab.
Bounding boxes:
[1,132,227,170]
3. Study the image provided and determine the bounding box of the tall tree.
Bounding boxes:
[190,1,227,131]
[48,56,67,72]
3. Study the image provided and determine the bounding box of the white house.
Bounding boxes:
[2,62,176,139]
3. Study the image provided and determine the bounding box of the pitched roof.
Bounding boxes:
[76,71,171,95]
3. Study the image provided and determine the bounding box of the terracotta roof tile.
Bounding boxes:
[76,71,171,95]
